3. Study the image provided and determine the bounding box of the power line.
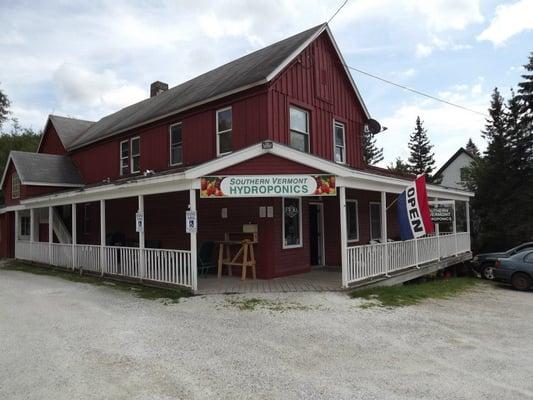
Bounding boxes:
[328,0,349,23]
[345,64,488,117]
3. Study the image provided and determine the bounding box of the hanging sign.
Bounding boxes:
[135,212,144,233]
[430,206,453,223]
[185,210,197,233]
[200,175,336,198]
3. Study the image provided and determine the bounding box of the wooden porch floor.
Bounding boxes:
[197,268,343,294]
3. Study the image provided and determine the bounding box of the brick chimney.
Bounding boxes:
[150,81,168,97]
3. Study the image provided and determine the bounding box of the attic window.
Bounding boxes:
[11,173,20,199]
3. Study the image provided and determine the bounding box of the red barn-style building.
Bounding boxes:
[0,24,472,292]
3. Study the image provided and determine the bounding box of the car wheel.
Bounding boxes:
[511,273,532,291]
[481,264,495,280]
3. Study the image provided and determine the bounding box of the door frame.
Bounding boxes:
[308,201,325,267]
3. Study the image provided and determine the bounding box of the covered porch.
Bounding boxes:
[10,141,473,293]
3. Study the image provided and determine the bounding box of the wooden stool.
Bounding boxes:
[217,239,256,280]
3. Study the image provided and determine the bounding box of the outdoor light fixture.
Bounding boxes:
[262,140,274,149]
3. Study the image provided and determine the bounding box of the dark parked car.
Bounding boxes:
[471,242,533,280]
[493,250,533,291]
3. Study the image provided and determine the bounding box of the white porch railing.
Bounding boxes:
[14,242,193,289]
[346,232,471,285]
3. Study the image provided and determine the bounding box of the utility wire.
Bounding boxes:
[345,64,488,117]
[328,0,349,23]
[327,0,488,118]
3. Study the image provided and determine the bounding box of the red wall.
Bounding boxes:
[215,153,322,175]
[268,32,366,169]
[0,212,14,258]
[38,124,67,155]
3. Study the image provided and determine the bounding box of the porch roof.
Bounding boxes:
[15,141,473,209]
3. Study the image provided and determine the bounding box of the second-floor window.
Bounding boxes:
[11,172,20,199]
[120,137,140,175]
[170,123,183,165]
[334,121,346,163]
[216,107,232,156]
[289,106,309,152]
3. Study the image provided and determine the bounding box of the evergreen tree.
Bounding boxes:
[387,157,411,175]
[0,86,10,129]
[516,53,533,164]
[407,116,435,176]
[362,128,383,165]
[465,138,480,157]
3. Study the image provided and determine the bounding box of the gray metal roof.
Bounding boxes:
[9,151,84,186]
[67,24,326,150]
[48,115,95,149]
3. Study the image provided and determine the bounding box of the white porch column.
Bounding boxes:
[435,198,441,259]
[14,209,19,257]
[189,189,198,292]
[29,208,35,262]
[100,200,106,276]
[466,200,470,234]
[380,191,389,275]
[452,200,458,255]
[138,195,145,280]
[71,204,77,270]
[339,186,348,288]
[48,206,53,265]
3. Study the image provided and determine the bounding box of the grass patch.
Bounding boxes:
[350,277,483,308]
[2,261,191,303]
[223,296,323,312]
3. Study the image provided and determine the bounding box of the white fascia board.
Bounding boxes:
[0,154,14,188]
[23,181,85,188]
[0,204,25,214]
[21,172,192,208]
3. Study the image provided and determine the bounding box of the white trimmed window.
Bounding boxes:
[120,140,129,175]
[130,137,140,173]
[346,200,359,242]
[20,216,30,238]
[369,202,382,240]
[170,123,183,165]
[11,173,20,199]
[334,121,346,163]
[216,107,232,156]
[282,197,302,248]
[289,107,309,152]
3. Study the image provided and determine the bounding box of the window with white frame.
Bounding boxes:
[120,140,129,175]
[169,123,183,165]
[11,172,20,199]
[369,202,382,240]
[346,200,359,242]
[283,197,302,248]
[130,137,140,173]
[334,121,346,163]
[289,106,309,152]
[216,107,232,155]
[20,215,30,238]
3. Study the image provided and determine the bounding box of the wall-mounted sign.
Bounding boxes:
[186,210,197,233]
[200,175,336,198]
[135,212,144,233]
[430,205,453,223]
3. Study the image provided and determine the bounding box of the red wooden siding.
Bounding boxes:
[214,154,323,175]
[2,162,18,206]
[268,32,366,169]
[0,212,15,258]
[70,88,269,184]
[38,124,67,155]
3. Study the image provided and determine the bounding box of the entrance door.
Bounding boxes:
[309,203,324,266]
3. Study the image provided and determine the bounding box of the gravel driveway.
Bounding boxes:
[1,267,533,400]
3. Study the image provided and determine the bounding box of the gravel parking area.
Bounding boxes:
[1,267,533,400]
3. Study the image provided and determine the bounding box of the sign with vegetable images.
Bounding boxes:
[200,175,337,198]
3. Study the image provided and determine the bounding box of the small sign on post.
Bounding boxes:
[186,210,198,234]
[135,212,144,233]
[430,204,453,223]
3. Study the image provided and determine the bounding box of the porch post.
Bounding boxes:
[48,206,53,265]
[466,200,470,234]
[435,198,441,259]
[339,186,348,288]
[138,195,145,280]
[14,210,19,258]
[100,200,106,276]
[380,191,389,275]
[29,208,35,261]
[189,189,198,292]
[452,200,458,255]
[71,203,77,270]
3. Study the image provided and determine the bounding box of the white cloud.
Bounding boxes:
[376,80,489,168]
[415,36,472,58]
[408,0,484,31]
[478,0,533,45]
[416,44,433,58]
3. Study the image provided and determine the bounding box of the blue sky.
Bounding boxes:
[0,0,532,168]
